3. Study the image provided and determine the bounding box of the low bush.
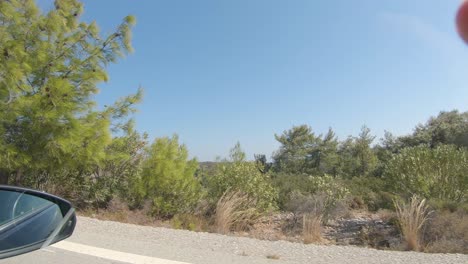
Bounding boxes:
[423,210,468,254]
[427,199,468,213]
[384,145,468,202]
[345,177,395,211]
[286,191,343,223]
[205,143,277,212]
[286,191,340,244]
[275,173,348,212]
[80,198,156,226]
[171,214,208,232]
[425,239,467,254]
[273,173,311,209]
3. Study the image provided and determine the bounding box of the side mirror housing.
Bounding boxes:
[0,185,76,259]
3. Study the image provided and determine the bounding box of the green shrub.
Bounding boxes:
[428,199,461,213]
[274,173,349,210]
[276,173,349,217]
[312,175,349,197]
[286,191,346,223]
[345,177,396,211]
[273,173,310,209]
[205,143,277,211]
[384,145,468,202]
[134,135,202,217]
[171,214,206,231]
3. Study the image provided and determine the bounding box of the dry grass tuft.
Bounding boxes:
[394,195,432,251]
[302,213,323,244]
[214,191,258,234]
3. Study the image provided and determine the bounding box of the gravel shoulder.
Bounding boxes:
[65,216,468,264]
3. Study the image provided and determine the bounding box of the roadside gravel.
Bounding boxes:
[68,217,467,264]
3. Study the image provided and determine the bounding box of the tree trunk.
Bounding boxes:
[0,169,10,185]
[14,168,23,186]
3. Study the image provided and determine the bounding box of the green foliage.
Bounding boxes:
[337,126,378,178]
[384,145,468,202]
[254,154,271,174]
[282,174,349,222]
[171,214,203,231]
[274,173,349,211]
[18,123,148,208]
[273,125,377,179]
[205,143,277,211]
[286,192,330,223]
[273,173,309,208]
[428,199,464,213]
[307,174,349,199]
[345,177,396,211]
[91,122,148,206]
[273,125,318,174]
[388,111,468,151]
[287,175,349,222]
[134,135,201,217]
[273,125,339,175]
[2,0,468,224]
[0,0,139,187]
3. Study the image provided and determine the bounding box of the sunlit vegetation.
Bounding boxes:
[1,0,467,254]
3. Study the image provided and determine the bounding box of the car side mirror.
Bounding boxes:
[0,185,76,259]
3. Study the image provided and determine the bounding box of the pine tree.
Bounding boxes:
[0,0,140,186]
[273,125,339,175]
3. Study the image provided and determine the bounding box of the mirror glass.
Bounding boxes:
[0,190,64,253]
[0,190,57,226]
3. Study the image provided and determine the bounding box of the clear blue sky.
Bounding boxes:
[40,0,468,161]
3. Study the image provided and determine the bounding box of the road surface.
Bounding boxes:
[3,216,467,264]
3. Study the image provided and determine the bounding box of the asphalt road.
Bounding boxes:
[2,216,467,264]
